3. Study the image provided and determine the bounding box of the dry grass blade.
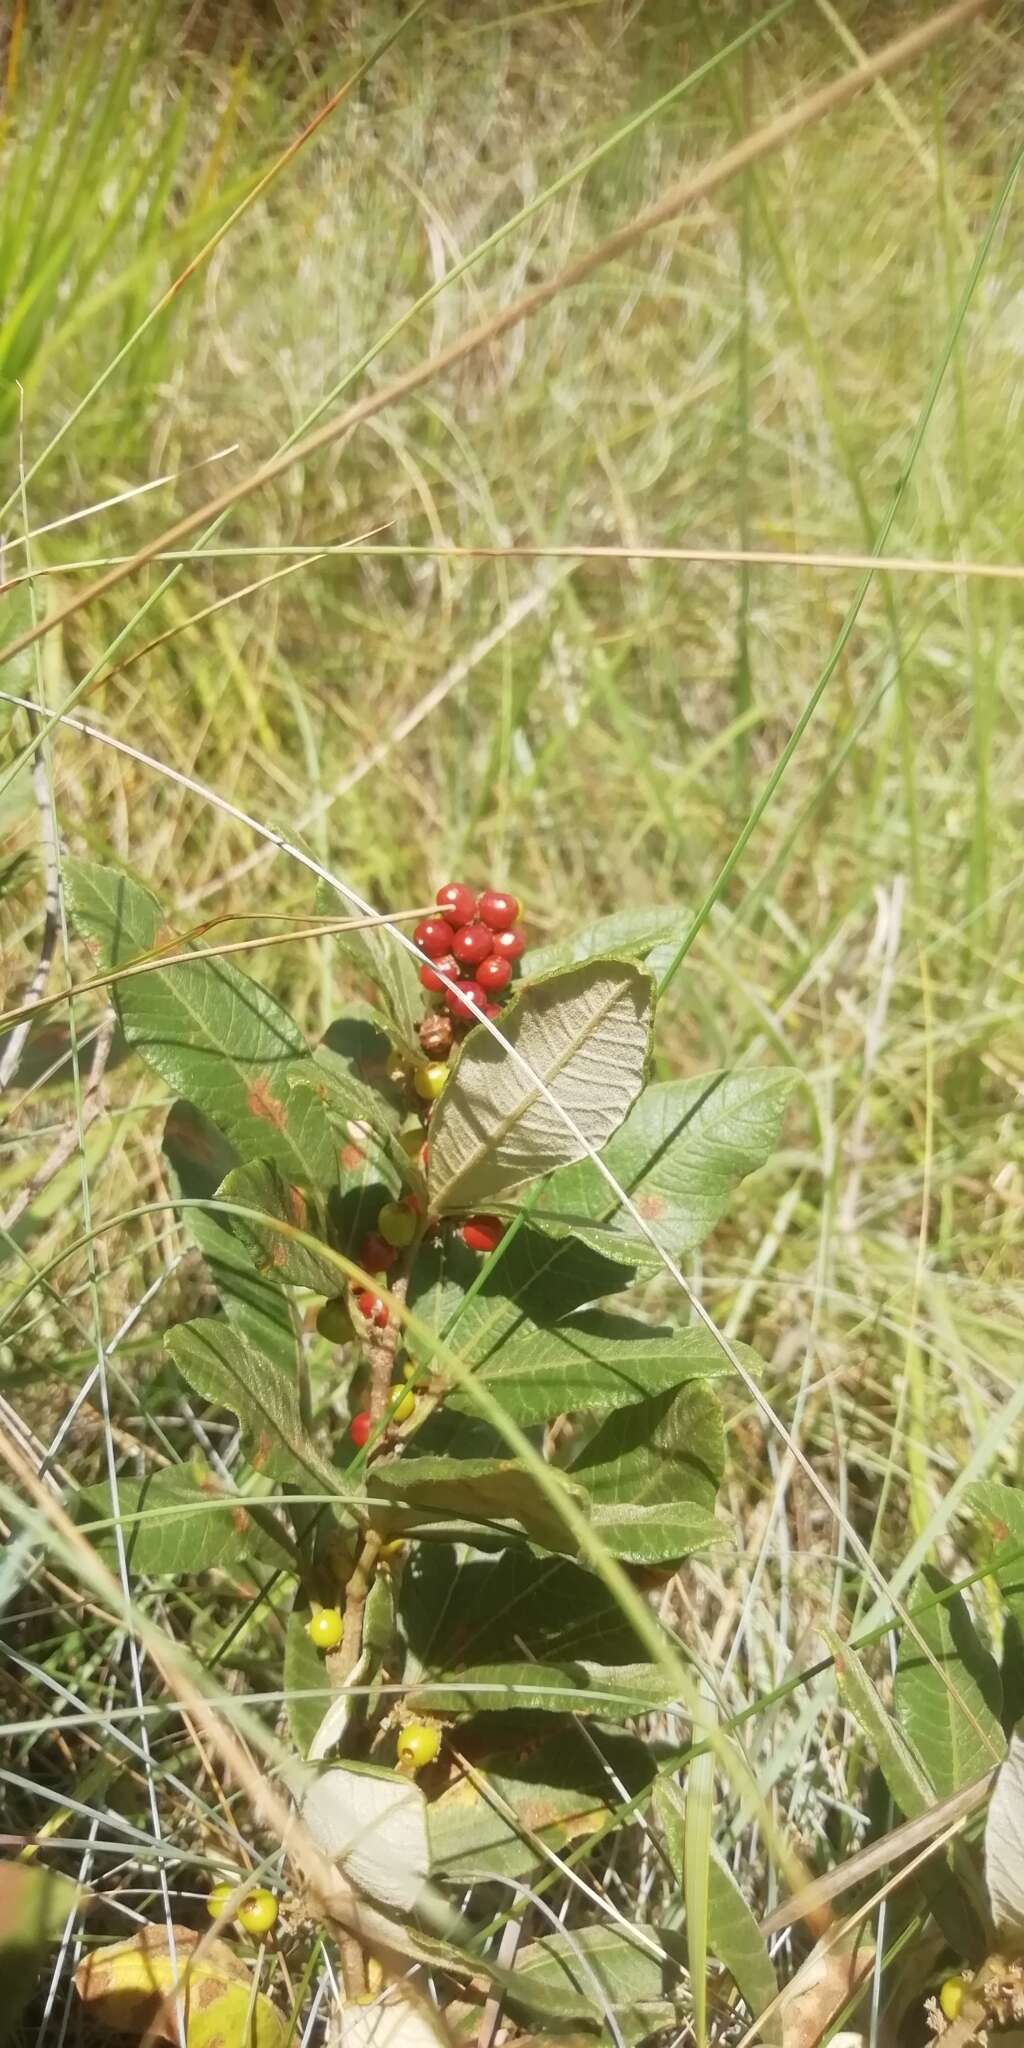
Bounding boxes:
[0,0,988,735]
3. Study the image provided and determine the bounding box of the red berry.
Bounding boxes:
[359,1232,398,1274]
[446,979,486,1021]
[461,1215,506,1255]
[477,890,520,931]
[349,1410,372,1449]
[491,926,525,961]
[451,922,493,967]
[414,917,455,959]
[474,954,511,993]
[354,1289,388,1328]
[419,953,458,993]
[484,1002,502,1021]
[436,883,477,928]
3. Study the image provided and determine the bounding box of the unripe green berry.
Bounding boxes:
[317,1296,353,1342]
[377,1201,417,1249]
[396,1722,441,1772]
[414,1062,448,1101]
[237,1888,278,1937]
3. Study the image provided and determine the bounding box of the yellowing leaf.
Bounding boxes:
[73,1924,287,2046]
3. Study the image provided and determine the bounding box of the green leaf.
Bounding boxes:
[654,1778,779,2037]
[400,1546,644,1674]
[507,1927,675,2042]
[406,1222,635,1371]
[446,1314,735,1427]
[428,1721,653,1885]
[526,907,689,980]
[427,958,654,1215]
[569,1382,724,1564]
[317,887,423,1057]
[368,1455,585,1556]
[284,1607,333,1757]
[66,858,335,1183]
[163,1101,297,1374]
[296,1026,404,1138]
[218,1159,346,1295]
[0,1862,83,2043]
[513,1069,796,1263]
[166,1319,342,1496]
[77,1466,292,1575]
[828,1628,933,1818]
[409,1659,680,1719]
[894,1568,1004,1799]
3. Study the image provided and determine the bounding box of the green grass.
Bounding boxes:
[1,0,1023,2039]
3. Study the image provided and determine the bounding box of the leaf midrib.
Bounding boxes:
[433,968,643,1212]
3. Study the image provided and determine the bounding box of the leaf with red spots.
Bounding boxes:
[167,1319,342,1494]
[65,858,335,1184]
[509,1067,797,1263]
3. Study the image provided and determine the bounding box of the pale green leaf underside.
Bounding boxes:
[66,858,335,1184]
[510,1069,797,1262]
[298,1762,429,1912]
[427,958,653,1215]
[986,1726,1024,1955]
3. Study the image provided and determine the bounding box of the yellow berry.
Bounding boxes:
[414,1062,448,1102]
[237,1888,278,1937]
[379,1538,405,1564]
[207,1881,235,1920]
[317,1296,353,1343]
[396,1722,441,1772]
[940,1980,965,2023]
[306,1607,344,1651]
[377,1200,418,1249]
[389,1388,415,1424]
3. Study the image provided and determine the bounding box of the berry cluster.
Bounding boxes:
[413,883,526,1053]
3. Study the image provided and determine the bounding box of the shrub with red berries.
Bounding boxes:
[70,843,799,2044]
